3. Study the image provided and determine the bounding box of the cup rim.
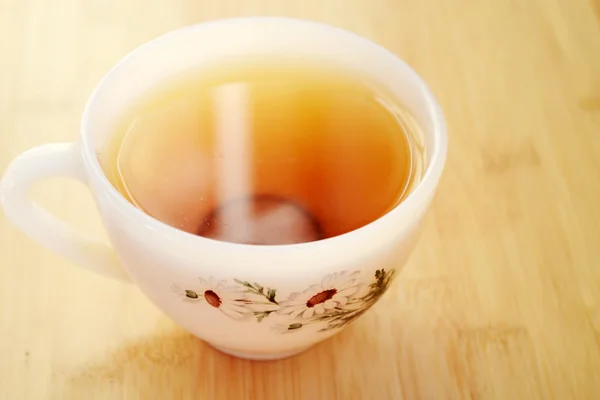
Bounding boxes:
[80,17,447,253]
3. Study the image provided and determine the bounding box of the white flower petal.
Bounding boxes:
[336,296,348,306]
[217,279,230,291]
[285,292,305,301]
[219,290,244,301]
[321,273,334,289]
[328,272,348,287]
[228,303,249,313]
[331,271,361,290]
[335,286,359,298]
[220,306,245,320]
[249,303,280,312]
[333,279,356,292]
[280,298,310,307]
[323,299,337,309]
[302,308,315,319]
[345,270,359,279]
[277,305,301,315]
[280,291,313,306]
[206,277,216,288]
[198,277,209,285]
[291,307,307,318]
[306,284,323,294]
[340,279,358,290]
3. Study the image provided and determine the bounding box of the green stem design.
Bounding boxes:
[234,279,279,323]
[234,279,279,304]
[254,310,274,323]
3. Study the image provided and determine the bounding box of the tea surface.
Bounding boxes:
[99,59,417,244]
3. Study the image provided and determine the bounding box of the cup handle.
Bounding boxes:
[0,143,131,283]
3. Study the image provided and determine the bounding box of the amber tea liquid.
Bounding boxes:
[99,58,421,245]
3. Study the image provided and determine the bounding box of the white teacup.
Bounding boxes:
[0,18,447,360]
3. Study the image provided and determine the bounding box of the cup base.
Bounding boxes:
[209,343,311,360]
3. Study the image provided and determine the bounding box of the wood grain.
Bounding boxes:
[1,0,600,398]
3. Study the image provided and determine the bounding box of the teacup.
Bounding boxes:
[0,17,447,360]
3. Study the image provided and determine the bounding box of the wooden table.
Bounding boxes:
[1,1,599,398]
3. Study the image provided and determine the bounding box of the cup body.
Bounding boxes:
[3,18,447,360]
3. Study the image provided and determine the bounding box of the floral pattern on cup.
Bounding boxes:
[171,278,252,320]
[173,269,396,333]
[277,270,361,320]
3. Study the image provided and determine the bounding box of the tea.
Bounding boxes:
[99,59,420,245]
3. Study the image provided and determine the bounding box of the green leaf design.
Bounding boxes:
[234,279,279,305]
[255,311,270,323]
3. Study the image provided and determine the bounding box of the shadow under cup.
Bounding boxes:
[78,18,447,358]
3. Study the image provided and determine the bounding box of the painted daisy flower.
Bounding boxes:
[277,270,362,320]
[172,278,251,320]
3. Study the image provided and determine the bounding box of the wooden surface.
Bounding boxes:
[1,0,600,398]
